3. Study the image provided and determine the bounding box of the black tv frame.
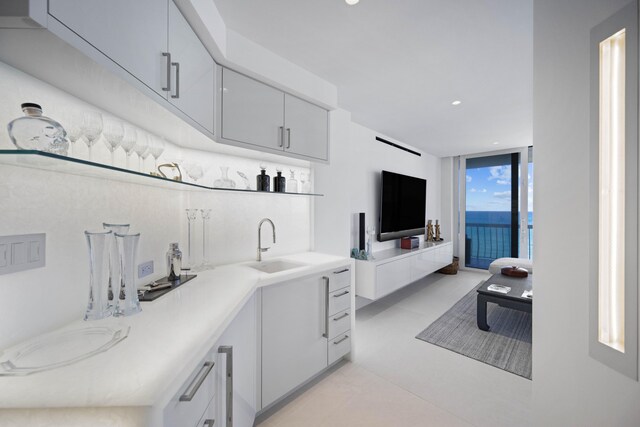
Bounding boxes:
[377,170,426,242]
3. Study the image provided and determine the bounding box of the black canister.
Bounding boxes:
[273,170,286,192]
[257,167,270,191]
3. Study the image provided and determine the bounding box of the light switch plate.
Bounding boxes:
[0,233,45,275]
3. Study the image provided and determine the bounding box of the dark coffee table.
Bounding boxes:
[477,273,532,331]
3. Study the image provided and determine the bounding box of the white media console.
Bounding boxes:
[355,241,453,300]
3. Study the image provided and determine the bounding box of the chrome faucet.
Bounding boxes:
[257,218,276,261]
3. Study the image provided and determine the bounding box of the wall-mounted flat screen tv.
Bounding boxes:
[378,170,426,242]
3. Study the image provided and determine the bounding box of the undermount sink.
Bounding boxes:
[248,260,307,274]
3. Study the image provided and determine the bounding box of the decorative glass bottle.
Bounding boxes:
[213,166,236,188]
[166,242,182,281]
[84,230,112,321]
[257,166,270,192]
[287,169,298,193]
[8,103,69,155]
[273,169,286,192]
[115,232,142,316]
[102,223,130,314]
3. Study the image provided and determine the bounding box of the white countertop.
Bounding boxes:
[0,252,351,408]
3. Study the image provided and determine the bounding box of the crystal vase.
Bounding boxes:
[102,223,130,314]
[115,233,142,316]
[84,230,112,321]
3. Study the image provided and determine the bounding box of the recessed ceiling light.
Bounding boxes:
[345,0,359,5]
[493,141,500,145]
[451,100,461,106]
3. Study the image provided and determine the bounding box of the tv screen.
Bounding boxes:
[379,171,427,241]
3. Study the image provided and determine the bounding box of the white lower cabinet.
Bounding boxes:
[260,265,352,410]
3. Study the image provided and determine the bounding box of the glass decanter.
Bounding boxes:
[8,103,69,155]
[213,166,236,189]
[287,169,298,193]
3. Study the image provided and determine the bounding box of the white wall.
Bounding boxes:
[533,0,640,424]
[0,61,311,350]
[347,123,441,254]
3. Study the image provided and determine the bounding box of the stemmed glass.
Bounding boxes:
[184,161,204,184]
[120,124,137,170]
[185,209,198,269]
[193,209,213,272]
[148,136,165,171]
[80,111,103,162]
[102,117,124,166]
[61,110,83,158]
[133,131,150,172]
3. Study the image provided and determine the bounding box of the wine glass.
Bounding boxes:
[148,136,165,170]
[80,111,103,162]
[133,131,150,172]
[120,124,137,170]
[102,117,124,166]
[184,161,204,184]
[61,110,83,158]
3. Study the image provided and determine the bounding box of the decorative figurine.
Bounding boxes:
[435,219,441,241]
[426,220,434,242]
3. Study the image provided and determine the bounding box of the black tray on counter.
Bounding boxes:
[138,274,197,302]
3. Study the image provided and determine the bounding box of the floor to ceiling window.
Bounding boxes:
[460,147,532,269]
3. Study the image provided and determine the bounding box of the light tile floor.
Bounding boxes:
[257,271,533,427]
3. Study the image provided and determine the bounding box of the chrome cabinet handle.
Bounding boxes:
[218,346,233,427]
[333,335,349,345]
[333,312,349,321]
[162,52,171,92]
[179,361,215,402]
[333,268,349,275]
[171,62,180,99]
[322,276,329,338]
[286,128,291,149]
[333,290,350,298]
[278,126,284,147]
[203,420,215,427]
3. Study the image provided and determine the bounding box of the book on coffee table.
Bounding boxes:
[487,284,511,294]
[522,290,533,299]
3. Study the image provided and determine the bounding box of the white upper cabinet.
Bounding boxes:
[168,1,215,133]
[284,94,329,160]
[48,0,168,97]
[220,68,329,162]
[221,68,285,151]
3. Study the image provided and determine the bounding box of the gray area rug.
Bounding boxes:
[416,281,532,379]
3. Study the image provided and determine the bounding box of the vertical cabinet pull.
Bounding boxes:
[171,62,180,99]
[286,128,291,149]
[162,52,172,92]
[278,126,284,147]
[322,276,329,338]
[179,361,215,402]
[218,346,233,427]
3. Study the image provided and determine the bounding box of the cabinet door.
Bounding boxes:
[168,1,215,133]
[216,294,257,427]
[48,0,168,96]
[221,68,284,151]
[261,275,327,408]
[377,257,412,298]
[284,94,328,161]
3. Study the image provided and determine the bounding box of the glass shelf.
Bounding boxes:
[0,150,323,196]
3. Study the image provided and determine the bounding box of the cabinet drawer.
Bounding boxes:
[328,266,351,292]
[328,309,351,340]
[328,286,351,316]
[328,331,351,365]
[163,355,217,427]
[195,397,216,427]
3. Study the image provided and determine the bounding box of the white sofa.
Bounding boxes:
[488,257,533,274]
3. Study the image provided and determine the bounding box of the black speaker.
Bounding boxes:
[359,212,365,251]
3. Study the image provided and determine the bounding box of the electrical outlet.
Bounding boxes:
[138,261,154,278]
[0,233,45,275]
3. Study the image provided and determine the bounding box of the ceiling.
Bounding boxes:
[213,0,532,158]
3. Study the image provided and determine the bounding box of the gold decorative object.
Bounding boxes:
[426,220,434,242]
[156,162,183,182]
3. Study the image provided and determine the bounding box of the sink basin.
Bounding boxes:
[248,260,307,274]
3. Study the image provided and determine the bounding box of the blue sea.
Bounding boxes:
[465,211,533,268]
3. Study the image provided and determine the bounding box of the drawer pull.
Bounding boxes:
[333,335,349,345]
[333,290,350,298]
[333,312,349,321]
[333,268,349,274]
[179,361,215,402]
[204,420,215,427]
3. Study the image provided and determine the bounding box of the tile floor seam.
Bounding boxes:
[351,361,481,427]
